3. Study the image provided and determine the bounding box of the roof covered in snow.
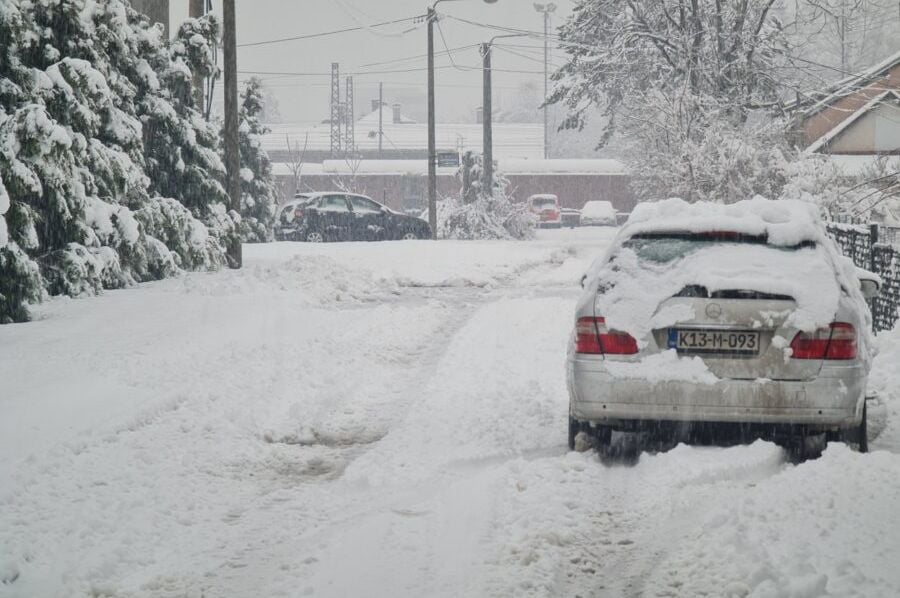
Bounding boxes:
[263,120,544,160]
[787,49,900,116]
[271,158,628,177]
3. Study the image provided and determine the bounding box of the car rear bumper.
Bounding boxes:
[567,356,866,429]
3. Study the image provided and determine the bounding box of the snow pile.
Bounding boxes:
[641,444,900,598]
[868,324,900,452]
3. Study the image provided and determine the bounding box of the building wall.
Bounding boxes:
[827,100,900,154]
[801,62,900,150]
[276,172,636,213]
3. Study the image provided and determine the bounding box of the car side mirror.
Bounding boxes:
[860,278,880,300]
[856,267,881,300]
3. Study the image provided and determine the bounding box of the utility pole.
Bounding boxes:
[345,76,355,155]
[222,0,241,268]
[189,0,205,111]
[378,82,384,157]
[427,7,437,238]
[534,2,556,159]
[426,0,498,236]
[481,42,493,196]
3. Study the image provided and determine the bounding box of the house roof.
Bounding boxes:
[271,158,628,177]
[787,49,900,117]
[805,89,900,154]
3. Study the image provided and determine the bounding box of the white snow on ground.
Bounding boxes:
[1,225,899,597]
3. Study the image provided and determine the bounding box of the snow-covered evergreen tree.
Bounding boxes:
[0,1,233,322]
[237,78,279,243]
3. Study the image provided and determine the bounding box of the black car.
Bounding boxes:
[283,192,431,242]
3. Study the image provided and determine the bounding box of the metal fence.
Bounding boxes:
[826,223,900,332]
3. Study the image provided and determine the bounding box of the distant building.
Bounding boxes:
[263,103,545,163]
[272,159,635,214]
[130,0,170,38]
[788,50,900,156]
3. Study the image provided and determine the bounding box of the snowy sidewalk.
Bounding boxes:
[2,226,900,597]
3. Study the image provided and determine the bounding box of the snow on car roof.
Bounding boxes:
[622,197,822,247]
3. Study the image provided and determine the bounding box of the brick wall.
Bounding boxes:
[276,172,637,213]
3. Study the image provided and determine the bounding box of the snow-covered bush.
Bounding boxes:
[237,78,279,243]
[630,118,793,204]
[437,152,535,240]
[780,155,900,224]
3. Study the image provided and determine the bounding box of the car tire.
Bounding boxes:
[568,416,580,451]
[398,230,419,240]
[837,400,868,452]
[306,230,325,243]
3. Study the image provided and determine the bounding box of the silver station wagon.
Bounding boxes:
[567,198,880,458]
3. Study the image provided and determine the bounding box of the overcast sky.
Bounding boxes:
[170,0,575,123]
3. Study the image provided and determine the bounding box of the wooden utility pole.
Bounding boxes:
[223,0,241,268]
[426,7,437,238]
[378,82,384,157]
[189,0,206,112]
[481,42,493,196]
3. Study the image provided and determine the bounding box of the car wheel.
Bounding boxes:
[306,230,324,243]
[568,416,580,450]
[400,231,418,240]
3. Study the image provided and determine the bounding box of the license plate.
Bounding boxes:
[668,329,760,355]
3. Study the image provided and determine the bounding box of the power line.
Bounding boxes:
[238,15,425,48]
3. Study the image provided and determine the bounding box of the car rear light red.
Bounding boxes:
[575,317,638,355]
[293,208,304,219]
[789,322,857,360]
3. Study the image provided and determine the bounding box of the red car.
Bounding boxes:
[528,194,562,228]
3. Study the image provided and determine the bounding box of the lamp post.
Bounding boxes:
[480,33,533,195]
[533,2,556,160]
[427,0,498,239]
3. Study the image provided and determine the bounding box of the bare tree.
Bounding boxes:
[285,133,308,194]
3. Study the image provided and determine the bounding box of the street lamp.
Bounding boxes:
[427,0,498,239]
[480,33,533,195]
[533,2,556,160]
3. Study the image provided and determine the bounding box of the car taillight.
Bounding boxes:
[293,208,304,219]
[789,322,857,360]
[575,317,638,355]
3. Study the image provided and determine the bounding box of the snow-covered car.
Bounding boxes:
[580,200,617,226]
[567,197,880,457]
[527,194,562,228]
[288,192,431,242]
[561,208,581,228]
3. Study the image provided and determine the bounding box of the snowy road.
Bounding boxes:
[2,227,900,597]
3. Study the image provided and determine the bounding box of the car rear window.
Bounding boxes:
[622,232,815,264]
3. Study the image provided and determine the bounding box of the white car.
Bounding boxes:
[567,198,880,458]
[580,200,618,226]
